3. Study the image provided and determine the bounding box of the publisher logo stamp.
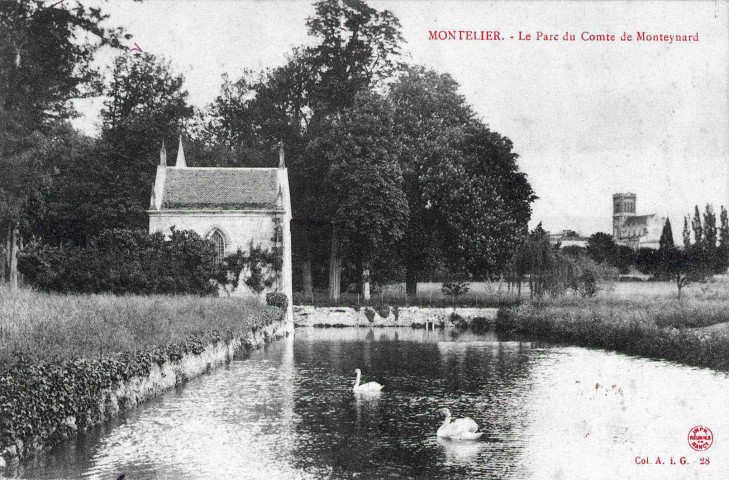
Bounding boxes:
[688,426,713,451]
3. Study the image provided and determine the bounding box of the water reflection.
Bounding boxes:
[437,437,486,465]
[15,328,729,479]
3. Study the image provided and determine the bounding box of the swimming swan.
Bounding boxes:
[353,368,383,392]
[437,408,482,440]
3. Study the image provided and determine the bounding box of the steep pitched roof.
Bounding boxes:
[161,168,280,210]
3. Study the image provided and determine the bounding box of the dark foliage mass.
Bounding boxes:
[266,292,289,310]
[509,224,618,300]
[19,228,219,295]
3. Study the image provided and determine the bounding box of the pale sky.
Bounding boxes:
[74,0,729,237]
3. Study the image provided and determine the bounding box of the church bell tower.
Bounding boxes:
[612,192,636,239]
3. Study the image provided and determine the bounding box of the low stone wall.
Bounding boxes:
[0,319,289,467]
[100,320,290,418]
[293,305,498,328]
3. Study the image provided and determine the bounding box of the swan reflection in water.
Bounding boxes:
[437,437,486,465]
[354,388,382,428]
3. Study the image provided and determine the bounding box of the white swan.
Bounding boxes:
[353,368,383,392]
[437,408,482,440]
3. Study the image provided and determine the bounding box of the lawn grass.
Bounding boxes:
[293,277,729,310]
[293,281,521,308]
[0,287,274,371]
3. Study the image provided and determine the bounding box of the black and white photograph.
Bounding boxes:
[0,0,728,478]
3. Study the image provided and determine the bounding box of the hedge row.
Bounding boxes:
[0,307,283,462]
[19,228,220,295]
[495,305,729,371]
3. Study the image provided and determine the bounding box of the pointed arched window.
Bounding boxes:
[211,230,225,265]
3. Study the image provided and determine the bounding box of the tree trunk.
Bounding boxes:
[9,224,18,290]
[328,226,341,302]
[362,262,370,301]
[405,263,418,297]
[302,255,313,298]
[676,275,683,300]
[301,223,313,297]
[4,223,11,282]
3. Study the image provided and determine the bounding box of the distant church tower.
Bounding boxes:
[612,192,636,238]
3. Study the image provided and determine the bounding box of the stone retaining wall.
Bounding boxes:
[293,306,498,328]
[100,320,290,417]
[0,319,290,468]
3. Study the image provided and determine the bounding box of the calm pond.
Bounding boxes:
[17,328,729,479]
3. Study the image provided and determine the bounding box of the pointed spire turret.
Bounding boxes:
[278,140,285,169]
[175,135,186,168]
[160,141,167,166]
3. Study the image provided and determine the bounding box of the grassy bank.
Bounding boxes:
[0,287,278,372]
[0,287,284,463]
[293,284,520,309]
[293,278,729,308]
[496,295,729,371]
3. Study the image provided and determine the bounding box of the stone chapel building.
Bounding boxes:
[148,138,293,323]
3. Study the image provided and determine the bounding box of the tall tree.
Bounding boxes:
[441,123,535,276]
[586,232,618,265]
[304,0,404,300]
[691,205,703,246]
[1,0,127,286]
[659,218,674,251]
[98,52,193,231]
[702,204,717,249]
[703,204,717,273]
[314,92,408,300]
[683,215,691,248]
[389,65,472,294]
[718,206,729,273]
[389,65,535,293]
[305,0,403,119]
[510,223,556,299]
[23,124,97,246]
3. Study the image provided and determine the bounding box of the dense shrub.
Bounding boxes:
[375,304,390,319]
[19,228,220,295]
[450,313,468,330]
[266,292,289,310]
[470,316,491,333]
[364,307,376,323]
[562,255,618,297]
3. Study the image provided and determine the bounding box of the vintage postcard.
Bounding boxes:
[0,0,727,478]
